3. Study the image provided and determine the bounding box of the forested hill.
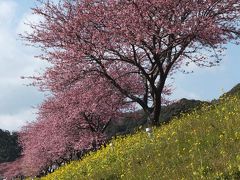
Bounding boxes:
[0,130,21,164]
[104,98,205,137]
[105,83,240,137]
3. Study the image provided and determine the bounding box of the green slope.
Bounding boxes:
[42,93,240,180]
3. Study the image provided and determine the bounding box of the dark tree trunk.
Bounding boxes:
[151,94,161,126]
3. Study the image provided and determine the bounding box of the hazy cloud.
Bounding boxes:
[0,0,17,25]
[0,108,37,132]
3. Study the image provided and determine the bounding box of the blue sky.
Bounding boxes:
[172,43,240,100]
[0,0,239,131]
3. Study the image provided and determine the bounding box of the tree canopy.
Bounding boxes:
[26,0,240,125]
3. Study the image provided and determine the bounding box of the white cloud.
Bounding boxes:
[0,1,47,131]
[0,3,48,80]
[0,108,37,131]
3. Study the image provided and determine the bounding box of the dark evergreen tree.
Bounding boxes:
[0,129,21,163]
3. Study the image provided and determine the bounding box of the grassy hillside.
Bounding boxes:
[42,93,240,180]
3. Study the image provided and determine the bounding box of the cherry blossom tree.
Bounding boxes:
[24,0,240,126]
[1,75,133,177]
[0,158,24,179]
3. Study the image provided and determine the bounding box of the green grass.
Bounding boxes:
[42,94,240,180]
